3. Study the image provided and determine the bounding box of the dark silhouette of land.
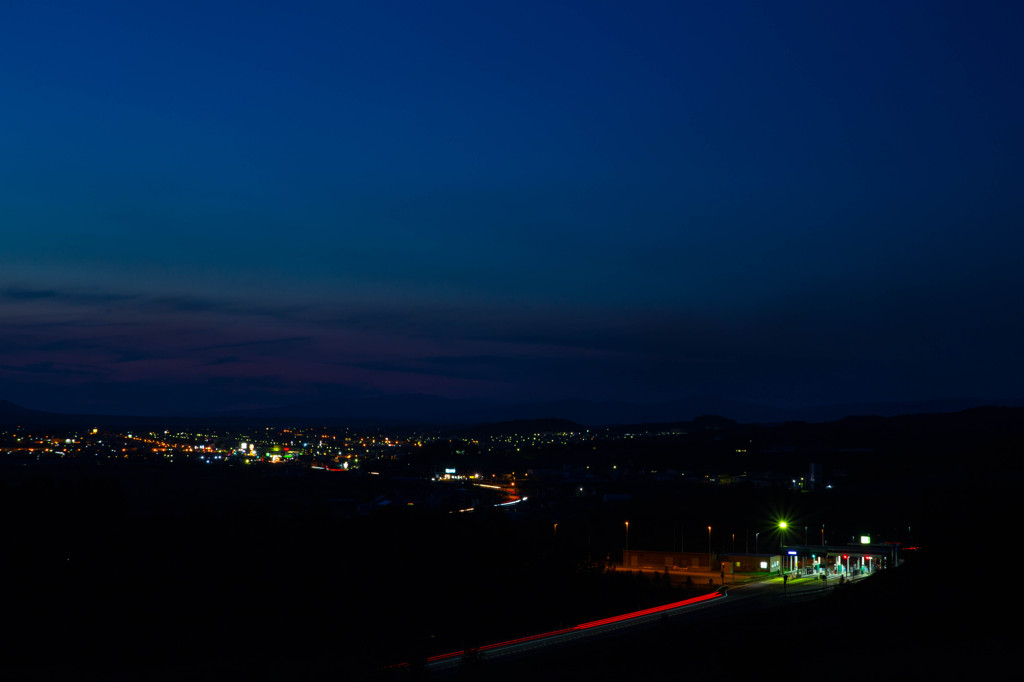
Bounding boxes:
[6,393,1022,426]
[0,405,1015,679]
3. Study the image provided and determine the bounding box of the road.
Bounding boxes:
[405,570,871,674]
[417,590,725,673]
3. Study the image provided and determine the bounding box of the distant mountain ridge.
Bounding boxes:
[218,393,1020,426]
[2,394,1020,427]
[216,393,782,425]
[0,399,50,417]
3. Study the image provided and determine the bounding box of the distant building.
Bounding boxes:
[717,553,781,574]
[623,550,784,575]
[622,550,715,571]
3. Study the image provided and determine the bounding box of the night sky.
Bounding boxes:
[2,1,1022,415]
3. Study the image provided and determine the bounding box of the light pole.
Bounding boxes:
[707,525,712,572]
[625,521,629,551]
[779,521,788,572]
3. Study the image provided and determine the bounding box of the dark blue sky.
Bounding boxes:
[2,1,1022,415]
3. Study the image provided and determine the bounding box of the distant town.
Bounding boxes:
[0,415,850,510]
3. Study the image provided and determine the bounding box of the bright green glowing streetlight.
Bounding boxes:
[778,521,789,571]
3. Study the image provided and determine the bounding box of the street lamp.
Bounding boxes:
[755,531,760,554]
[779,521,788,572]
[625,521,629,551]
[707,525,712,571]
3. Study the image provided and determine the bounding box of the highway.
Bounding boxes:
[418,590,726,673]
[395,570,870,674]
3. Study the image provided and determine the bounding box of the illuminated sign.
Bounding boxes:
[445,468,456,474]
[760,561,768,569]
[860,536,871,544]
[787,550,797,555]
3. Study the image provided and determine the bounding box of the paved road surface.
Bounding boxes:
[391,569,875,675]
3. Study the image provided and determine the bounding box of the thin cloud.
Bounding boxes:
[1,282,300,324]
[0,361,113,378]
[203,356,241,366]
[1,287,137,305]
[191,336,313,353]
